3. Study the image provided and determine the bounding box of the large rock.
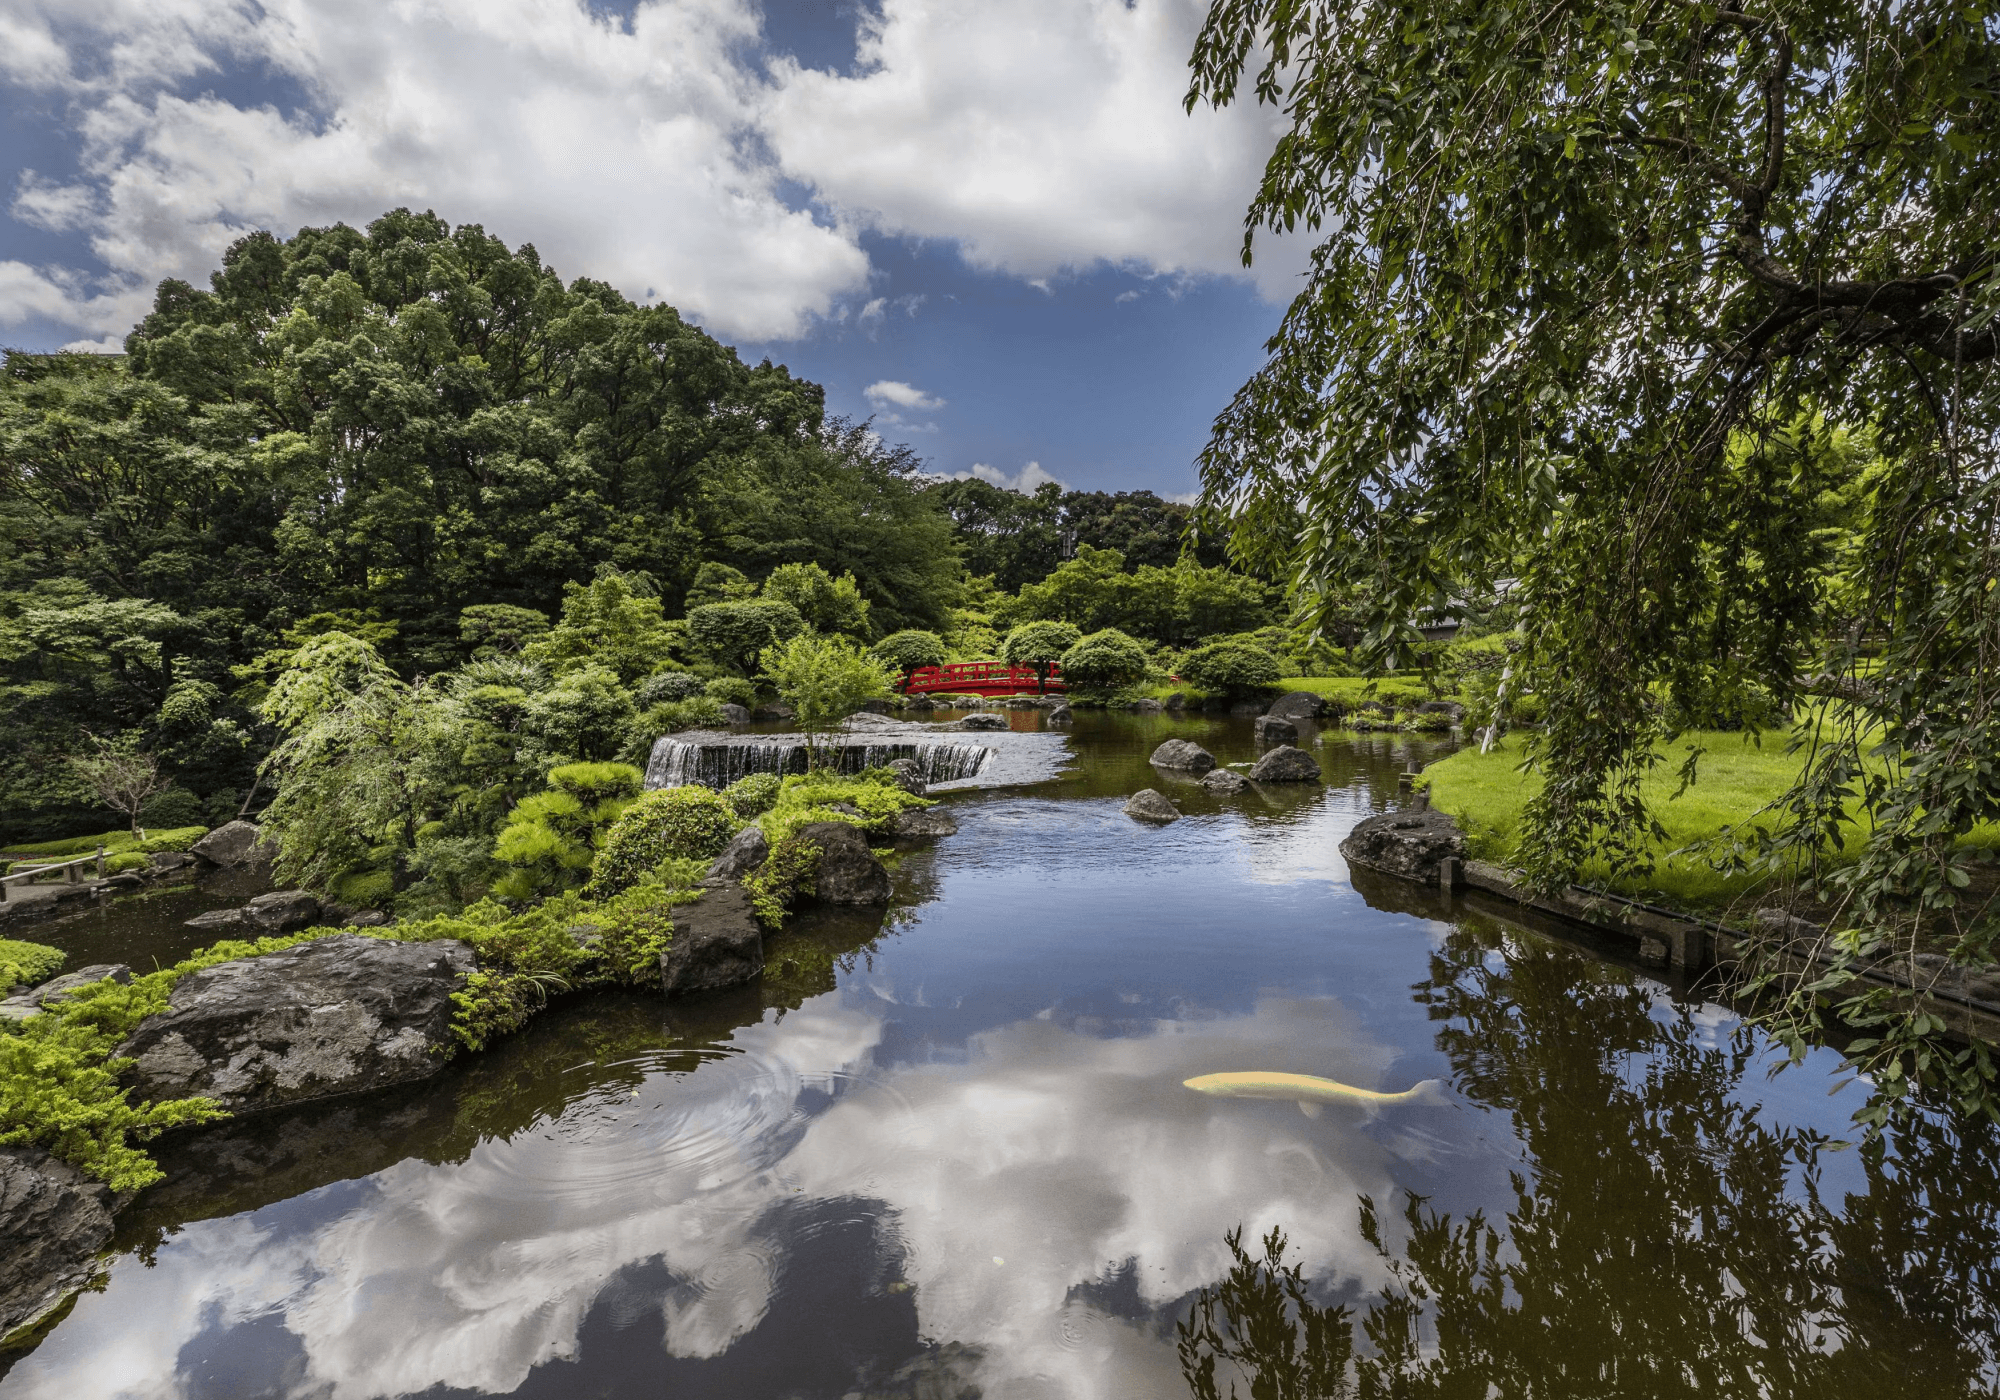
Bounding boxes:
[705,824,770,885]
[888,809,959,839]
[1126,697,1164,714]
[0,1146,114,1342]
[1124,789,1181,823]
[1254,715,1299,746]
[1339,808,1468,884]
[1249,746,1322,783]
[1200,769,1250,794]
[1046,704,1073,724]
[26,964,131,1008]
[796,822,892,904]
[190,820,277,869]
[884,758,929,796]
[244,889,322,934]
[1149,739,1217,773]
[754,702,796,721]
[718,703,752,724]
[959,713,1009,731]
[115,934,475,1115]
[1266,690,1325,721]
[660,885,764,995]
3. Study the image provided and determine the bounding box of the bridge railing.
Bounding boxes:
[904,662,1065,695]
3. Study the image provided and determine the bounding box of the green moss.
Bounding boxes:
[330,869,395,907]
[755,769,930,848]
[0,940,64,989]
[103,852,149,875]
[5,826,208,859]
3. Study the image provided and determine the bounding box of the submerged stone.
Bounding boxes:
[1248,746,1321,783]
[888,809,959,839]
[1200,769,1250,794]
[1339,808,1467,884]
[1266,691,1325,721]
[1253,715,1299,746]
[1149,739,1216,772]
[1124,789,1181,823]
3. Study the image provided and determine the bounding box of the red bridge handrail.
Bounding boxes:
[905,662,1065,696]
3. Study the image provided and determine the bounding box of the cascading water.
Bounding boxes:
[645,734,993,790]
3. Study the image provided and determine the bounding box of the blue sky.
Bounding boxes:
[0,0,1298,496]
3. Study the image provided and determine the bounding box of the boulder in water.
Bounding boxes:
[1126,697,1164,713]
[706,824,770,884]
[1339,808,1467,883]
[191,820,277,869]
[884,758,928,796]
[1150,739,1216,772]
[1163,692,1187,711]
[1249,746,1321,783]
[115,934,475,1114]
[959,713,1008,731]
[1124,789,1181,823]
[754,702,795,721]
[660,885,764,995]
[888,809,959,839]
[1265,691,1325,721]
[245,889,323,933]
[1046,703,1072,724]
[718,703,752,724]
[0,1145,114,1342]
[1254,715,1299,746]
[1201,769,1250,794]
[796,821,892,903]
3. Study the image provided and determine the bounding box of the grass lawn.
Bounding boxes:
[1420,730,1842,913]
[1277,676,1443,706]
[3,826,209,860]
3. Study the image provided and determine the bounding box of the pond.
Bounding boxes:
[5,712,1997,1398]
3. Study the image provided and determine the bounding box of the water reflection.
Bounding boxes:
[1181,919,2000,1399]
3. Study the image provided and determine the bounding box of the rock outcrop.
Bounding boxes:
[796,822,892,903]
[659,885,764,995]
[1339,808,1468,884]
[190,820,277,869]
[1248,746,1322,783]
[1046,704,1073,724]
[1149,739,1217,773]
[24,964,130,1008]
[0,1146,114,1342]
[705,824,770,885]
[1253,715,1299,746]
[883,758,929,796]
[116,934,475,1114]
[1200,769,1250,794]
[1266,691,1325,722]
[888,809,959,838]
[1126,697,1164,714]
[959,713,1009,731]
[1124,789,1181,823]
[718,703,752,723]
[182,889,324,937]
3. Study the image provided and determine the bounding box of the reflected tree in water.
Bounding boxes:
[1182,920,2000,1398]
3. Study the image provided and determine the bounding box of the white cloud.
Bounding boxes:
[944,460,1065,493]
[864,378,945,411]
[764,0,1308,299]
[0,0,1302,346]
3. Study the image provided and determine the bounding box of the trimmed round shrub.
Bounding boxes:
[104,852,150,874]
[723,772,784,819]
[1180,640,1282,698]
[588,786,740,898]
[704,676,758,709]
[1058,629,1150,694]
[138,787,205,830]
[0,938,64,990]
[636,671,706,705]
[874,629,947,687]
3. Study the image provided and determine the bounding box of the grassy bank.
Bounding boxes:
[1419,730,1836,912]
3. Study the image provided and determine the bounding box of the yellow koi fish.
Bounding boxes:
[1184,1071,1448,1118]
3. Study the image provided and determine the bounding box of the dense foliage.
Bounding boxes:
[1189,0,2000,1116]
[0,939,64,990]
[586,786,737,899]
[923,478,1228,590]
[1057,628,1152,696]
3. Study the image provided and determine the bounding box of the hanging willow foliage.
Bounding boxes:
[1188,0,2000,1123]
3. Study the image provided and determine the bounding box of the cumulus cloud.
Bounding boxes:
[764,0,1308,299]
[941,460,1065,493]
[0,0,1301,346]
[864,379,945,411]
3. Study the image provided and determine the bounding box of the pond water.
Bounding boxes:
[6,713,1998,1398]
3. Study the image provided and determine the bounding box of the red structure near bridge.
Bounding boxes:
[903,661,1066,697]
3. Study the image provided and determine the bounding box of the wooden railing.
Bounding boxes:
[0,848,107,902]
[905,662,1066,696]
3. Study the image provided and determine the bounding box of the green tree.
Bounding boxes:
[517,664,636,773]
[587,786,739,899]
[459,604,550,660]
[1058,629,1151,696]
[1000,620,1083,694]
[1007,545,1271,646]
[522,570,678,686]
[65,736,165,838]
[873,629,948,691]
[690,598,807,674]
[762,561,872,638]
[1186,0,2000,1113]
[685,562,757,608]
[491,761,643,900]
[760,633,894,766]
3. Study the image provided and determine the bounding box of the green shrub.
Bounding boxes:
[631,696,724,738]
[0,940,64,990]
[138,787,205,830]
[587,787,740,899]
[874,629,948,688]
[492,762,643,900]
[104,852,149,874]
[1000,620,1084,691]
[1181,640,1283,697]
[636,670,705,705]
[331,868,396,907]
[723,772,784,819]
[744,834,823,928]
[689,599,808,673]
[757,770,930,847]
[138,826,209,853]
[704,676,757,709]
[1059,628,1151,694]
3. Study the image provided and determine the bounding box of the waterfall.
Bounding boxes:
[644,734,993,790]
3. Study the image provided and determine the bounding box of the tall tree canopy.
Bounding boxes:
[1190,1,2000,1111]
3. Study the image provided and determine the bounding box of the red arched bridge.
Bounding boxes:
[904,662,1066,697]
